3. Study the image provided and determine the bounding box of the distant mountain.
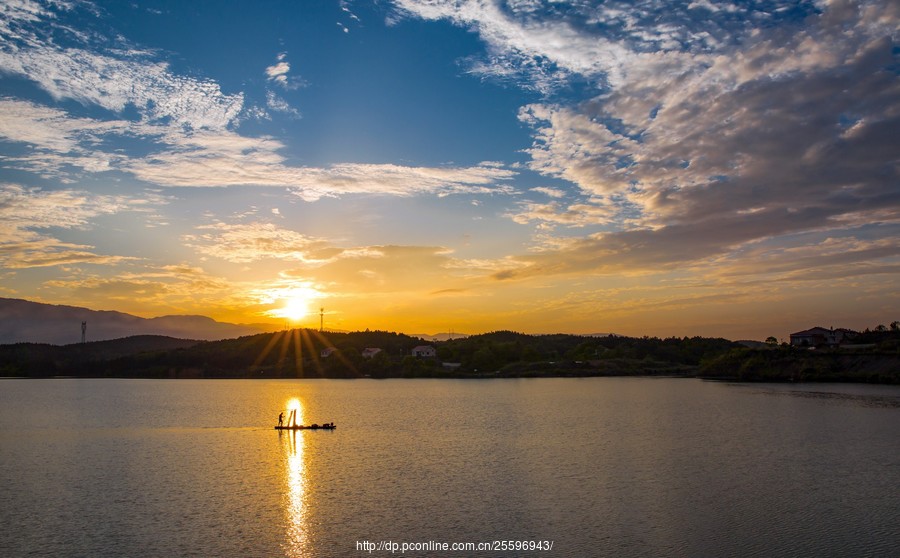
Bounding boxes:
[70,335,203,358]
[410,332,471,342]
[412,332,616,341]
[0,298,278,345]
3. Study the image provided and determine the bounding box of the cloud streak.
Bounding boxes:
[399,0,900,279]
[183,222,339,265]
[125,127,516,199]
[0,3,518,203]
[0,95,514,200]
[0,183,155,268]
[0,0,244,131]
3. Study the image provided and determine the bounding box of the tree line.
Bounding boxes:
[1,326,897,382]
[0,329,737,378]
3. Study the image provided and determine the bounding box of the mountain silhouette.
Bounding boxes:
[0,298,277,345]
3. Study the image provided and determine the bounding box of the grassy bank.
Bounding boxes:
[699,348,900,384]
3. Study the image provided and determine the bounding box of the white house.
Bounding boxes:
[789,327,856,347]
[320,347,337,358]
[411,345,437,358]
[361,347,382,359]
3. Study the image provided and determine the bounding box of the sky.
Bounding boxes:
[0,0,898,341]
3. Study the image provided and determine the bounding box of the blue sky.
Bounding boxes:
[0,0,898,340]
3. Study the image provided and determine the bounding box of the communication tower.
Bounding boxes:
[81,321,87,344]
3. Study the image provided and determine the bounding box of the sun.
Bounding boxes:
[279,297,309,322]
[260,282,323,324]
[267,285,320,323]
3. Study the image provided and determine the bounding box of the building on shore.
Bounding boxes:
[789,327,857,348]
[411,345,436,358]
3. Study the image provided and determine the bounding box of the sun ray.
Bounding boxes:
[252,330,287,371]
[299,329,325,377]
[309,329,358,376]
[292,328,303,378]
[277,328,292,375]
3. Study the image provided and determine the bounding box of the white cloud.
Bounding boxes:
[0,0,243,131]
[544,6,897,216]
[0,46,243,131]
[2,184,109,228]
[265,52,303,89]
[394,0,634,91]
[120,123,516,198]
[0,183,158,268]
[287,162,517,201]
[266,60,290,81]
[509,199,620,228]
[0,98,138,179]
[392,0,807,90]
[266,91,301,118]
[0,5,516,201]
[530,186,566,198]
[0,98,515,200]
[183,222,338,264]
[0,98,90,152]
[395,0,900,280]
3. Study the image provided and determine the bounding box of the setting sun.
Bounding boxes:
[265,284,322,324]
[278,298,309,322]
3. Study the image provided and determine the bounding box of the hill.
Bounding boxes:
[2,326,896,383]
[0,329,740,380]
[0,298,277,344]
[0,335,201,377]
[67,335,202,360]
[409,332,470,342]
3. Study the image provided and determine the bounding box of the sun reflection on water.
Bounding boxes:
[281,428,308,556]
[285,398,303,426]
[281,397,308,556]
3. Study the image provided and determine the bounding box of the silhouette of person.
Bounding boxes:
[278,412,284,427]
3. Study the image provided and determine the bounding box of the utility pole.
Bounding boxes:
[81,321,87,344]
[319,308,324,332]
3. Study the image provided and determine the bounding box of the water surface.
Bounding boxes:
[1,378,898,556]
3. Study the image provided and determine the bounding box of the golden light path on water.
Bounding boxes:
[281,398,308,556]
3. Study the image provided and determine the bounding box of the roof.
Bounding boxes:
[790,327,832,336]
[790,327,857,337]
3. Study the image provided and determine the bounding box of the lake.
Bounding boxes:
[1,378,898,557]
